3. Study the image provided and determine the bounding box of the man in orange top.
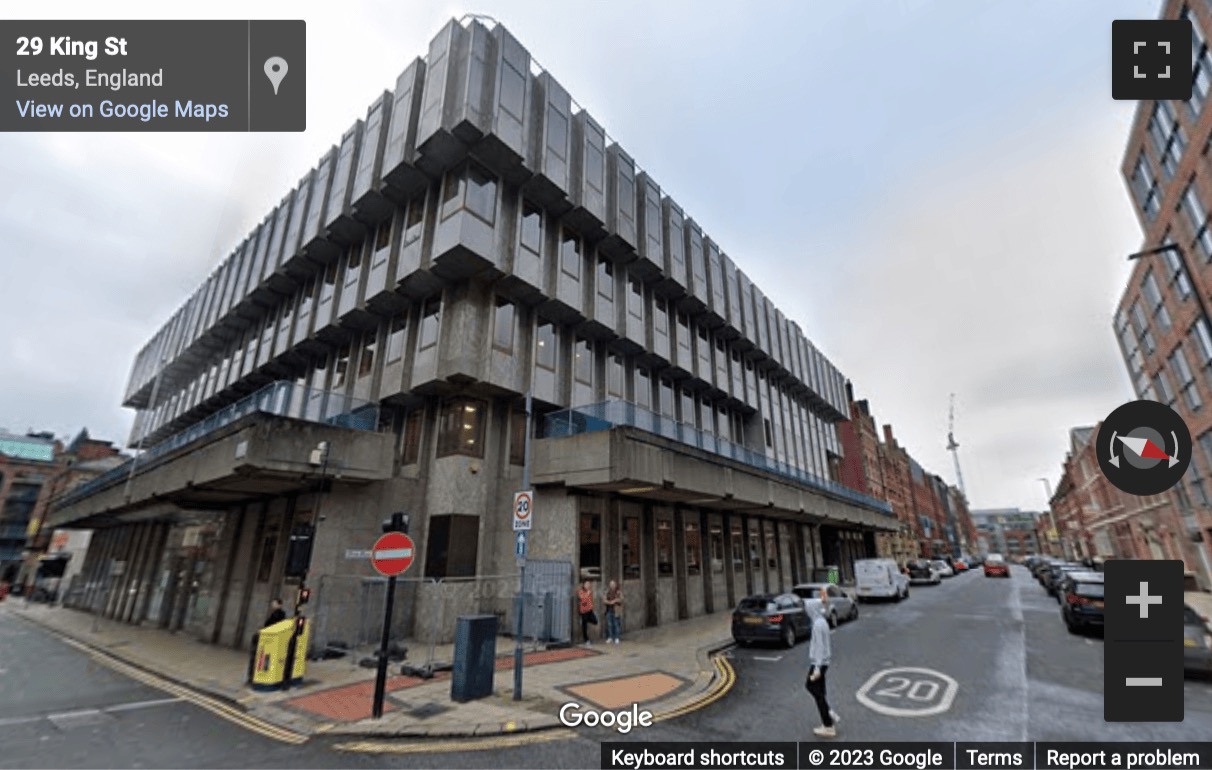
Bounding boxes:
[577,580,597,645]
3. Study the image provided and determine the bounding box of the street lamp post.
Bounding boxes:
[1127,242,1212,588]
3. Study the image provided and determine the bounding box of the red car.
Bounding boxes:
[984,555,1009,578]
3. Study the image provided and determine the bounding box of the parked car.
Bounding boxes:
[793,582,858,628]
[1059,571,1105,634]
[1184,603,1212,677]
[854,557,910,602]
[1184,572,1212,626]
[1044,563,1086,597]
[731,593,811,648]
[906,559,941,585]
[984,555,1010,578]
[952,559,969,572]
[968,554,986,568]
[930,559,955,578]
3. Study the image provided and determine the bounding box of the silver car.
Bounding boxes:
[792,582,859,628]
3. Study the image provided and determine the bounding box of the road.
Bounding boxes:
[1,566,1209,768]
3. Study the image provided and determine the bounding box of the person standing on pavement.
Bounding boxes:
[603,580,624,644]
[577,580,597,645]
[806,586,840,738]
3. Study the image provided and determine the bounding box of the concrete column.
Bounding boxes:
[722,512,737,609]
[233,502,269,646]
[120,522,155,623]
[672,507,688,620]
[740,513,754,596]
[700,509,713,614]
[82,528,113,610]
[772,519,785,592]
[606,498,621,584]
[756,517,769,593]
[641,503,657,627]
[133,523,170,626]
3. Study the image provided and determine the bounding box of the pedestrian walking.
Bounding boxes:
[806,586,840,738]
[603,580,624,643]
[577,580,598,645]
[264,598,287,627]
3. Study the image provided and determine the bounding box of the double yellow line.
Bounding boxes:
[58,636,308,745]
[333,651,738,755]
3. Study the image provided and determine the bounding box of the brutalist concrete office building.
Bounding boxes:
[47,18,896,648]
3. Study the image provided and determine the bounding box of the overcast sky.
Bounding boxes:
[1,0,1158,511]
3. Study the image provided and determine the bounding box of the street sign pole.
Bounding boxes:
[514,391,532,702]
[372,573,396,719]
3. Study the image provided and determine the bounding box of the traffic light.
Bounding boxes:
[297,587,311,606]
[382,512,410,534]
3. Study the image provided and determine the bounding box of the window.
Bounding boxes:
[657,520,673,575]
[764,418,773,447]
[440,164,498,224]
[731,524,744,568]
[580,513,601,580]
[320,261,338,305]
[493,297,515,353]
[520,201,542,255]
[436,398,486,458]
[597,257,614,300]
[509,405,527,466]
[1148,101,1187,178]
[418,296,440,350]
[1162,238,1193,298]
[332,345,351,389]
[635,368,651,408]
[607,353,625,398]
[423,514,479,578]
[1133,153,1161,220]
[1154,370,1176,406]
[1186,6,1211,117]
[1130,301,1155,353]
[710,525,723,574]
[623,516,641,579]
[654,299,668,335]
[561,228,581,279]
[1171,345,1203,410]
[374,216,392,253]
[685,522,701,576]
[574,338,593,385]
[358,332,377,379]
[660,378,675,418]
[400,409,423,466]
[628,279,644,322]
[404,199,424,243]
[1182,183,1212,259]
[1193,319,1212,386]
[386,314,407,363]
[1141,270,1172,330]
[535,320,556,370]
[677,313,691,354]
[345,243,363,283]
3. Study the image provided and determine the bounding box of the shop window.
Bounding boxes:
[623,516,641,579]
[685,522,701,576]
[749,530,761,569]
[710,525,724,574]
[580,513,601,581]
[424,514,479,578]
[400,410,423,466]
[436,398,486,458]
[765,530,776,569]
[657,520,673,575]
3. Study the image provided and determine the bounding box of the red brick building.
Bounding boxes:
[1112,0,1212,588]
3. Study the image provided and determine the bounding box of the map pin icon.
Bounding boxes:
[264,57,288,95]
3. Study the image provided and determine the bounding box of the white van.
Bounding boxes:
[854,558,910,602]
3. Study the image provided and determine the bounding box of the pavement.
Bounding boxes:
[4,599,736,743]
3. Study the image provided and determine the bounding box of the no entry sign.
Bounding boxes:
[370,531,415,577]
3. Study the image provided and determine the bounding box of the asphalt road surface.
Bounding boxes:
[2,566,1209,768]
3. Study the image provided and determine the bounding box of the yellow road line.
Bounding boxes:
[334,727,576,754]
[652,654,736,722]
[56,635,308,745]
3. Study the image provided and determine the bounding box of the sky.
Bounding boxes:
[0,0,1160,511]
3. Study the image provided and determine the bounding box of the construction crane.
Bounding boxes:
[946,393,968,498]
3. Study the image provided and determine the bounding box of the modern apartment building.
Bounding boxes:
[47,17,896,648]
[969,508,1041,559]
[1114,0,1212,588]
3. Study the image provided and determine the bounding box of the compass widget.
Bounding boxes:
[1096,400,1192,496]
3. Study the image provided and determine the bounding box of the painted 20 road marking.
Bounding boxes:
[855,667,958,717]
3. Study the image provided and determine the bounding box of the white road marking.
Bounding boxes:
[0,697,181,729]
[1009,575,1029,740]
[855,666,959,717]
[753,655,783,661]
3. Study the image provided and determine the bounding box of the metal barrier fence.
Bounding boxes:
[307,572,573,670]
[541,400,895,515]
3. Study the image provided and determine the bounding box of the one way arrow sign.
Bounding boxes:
[515,530,528,560]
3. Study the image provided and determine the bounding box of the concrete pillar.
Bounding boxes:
[673,507,688,620]
[134,523,170,626]
[722,512,737,609]
[740,513,753,596]
[606,498,621,584]
[700,509,713,614]
[105,527,136,619]
[641,503,657,627]
[120,522,154,623]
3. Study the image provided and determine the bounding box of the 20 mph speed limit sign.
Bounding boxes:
[513,490,533,531]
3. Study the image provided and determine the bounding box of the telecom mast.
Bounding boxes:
[946,393,967,498]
